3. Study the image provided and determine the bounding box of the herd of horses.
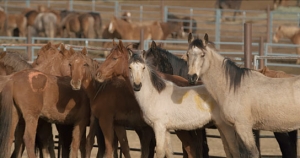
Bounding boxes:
[0,31,298,158]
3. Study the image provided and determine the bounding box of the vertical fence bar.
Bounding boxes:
[47,0,50,7]
[4,0,7,13]
[26,0,30,8]
[140,29,144,50]
[69,0,73,11]
[114,1,119,17]
[215,9,221,50]
[27,27,32,62]
[139,6,143,22]
[160,0,164,22]
[163,6,168,22]
[189,8,193,34]
[258,37,265,69]
[244,22,252,68]
[92,0,95,12]
[266,5,271,44]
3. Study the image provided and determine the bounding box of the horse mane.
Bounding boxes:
[130,53,166,93]
[222,58,251,92]
[0,51,32,71]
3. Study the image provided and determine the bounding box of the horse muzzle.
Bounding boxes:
[70,80,81,90]
[188,74,198,85]
[133,82,142,91]
[96,72,105,83]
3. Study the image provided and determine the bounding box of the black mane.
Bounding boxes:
[223,58,250,92]
[130,53,166,93]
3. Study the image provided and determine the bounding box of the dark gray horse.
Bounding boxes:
[215,0,242,21]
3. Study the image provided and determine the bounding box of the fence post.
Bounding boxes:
[27,27,32,62]
[160,0,164,22]
[266,5,271,44]
[4,0,7,13]
[163,6,168,22]
[92,0,95,12]
[140,29,144,50]
[114,1,119,17]
[244,22,252,68]
[139,6,143,22]
[258,37,265,69]
[69,0,73,11]
[215,9,221,50]
[189,8,193,34]
[26,0,30,8]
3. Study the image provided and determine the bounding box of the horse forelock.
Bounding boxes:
[222,58,250,92]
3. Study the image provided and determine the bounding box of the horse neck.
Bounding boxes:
[200,50,228,101]
[113,19,132,37]
[34,54,63,76]
[166,52,188,79]
[135,68,158,98]
[281,27,300,39]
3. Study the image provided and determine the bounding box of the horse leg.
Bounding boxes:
[153,123,167,158]
[11,121,25,158]
[164,131,173,157]
[86,115,96,158]
[174,130,195,158]
[114,125,131,158]
[22,115,39,158]
[98,117,116,158]
[288,130,298,157]
[69,121,87,158]
[235,124,260,157]
[36,119,54,158]
[56,124,73,158]
[95,118,105,158]
[135,127,155,158]
[274,132,297,158]
[80,130,87,158]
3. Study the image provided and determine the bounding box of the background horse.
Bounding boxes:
[32,12,57,38]
[215,0,243,21]
[4,13,27,37]
[273,25,300,64]
[186,33,300,157]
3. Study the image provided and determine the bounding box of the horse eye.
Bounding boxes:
[69,63,72,66]
[113,57,117,60]
[129,67,131,69]
[143,67,145,70]
[84,63,88,66]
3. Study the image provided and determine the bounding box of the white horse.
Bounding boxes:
[186,33,300,157]
[128,52,243,158]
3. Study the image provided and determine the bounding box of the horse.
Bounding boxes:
[4,13,27,37]
[144,41,209,158]
[0,43,91,158]
[32,12,57,38]
[182,16,197,35]
[186,33,300,157]
[95,47,244,158]
[215,0,243,21]
[273,25,300,64]
[273,0,289,9]
[88,12,102,38]
[67,43,156,158]
[34,43,137,158]
[108,16,164,41]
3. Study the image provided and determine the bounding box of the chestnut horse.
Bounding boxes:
[68,43,156,158]
[273,25,300,64]
[33,43,135,158]
[0,43,90,158]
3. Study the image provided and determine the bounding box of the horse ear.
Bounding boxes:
[44,42,52,49]
[151,41,157,49]
[119,40,124,48]
[54,43,61,48]
[60,43,66,52]
[188,33,194,44]
[112,39,117,46]
[142,50,147,59]
[203,33,209,46]
[82,47,88,55]
[69,47,76,56]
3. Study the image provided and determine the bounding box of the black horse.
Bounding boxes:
[145,40,298,158]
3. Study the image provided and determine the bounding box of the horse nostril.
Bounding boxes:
[188,74,198,85]
[133,82,142,91]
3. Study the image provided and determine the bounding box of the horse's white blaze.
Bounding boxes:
[129,57,241,157]
[108,22,114,33]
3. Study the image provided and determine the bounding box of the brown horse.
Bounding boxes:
[68,41,156,158]
[0,43,91,158]
[273,25,300,64]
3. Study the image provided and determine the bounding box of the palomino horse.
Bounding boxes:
[4,13,27,37]
[0,43,90,158]
[101,50,242,158]
[108,16,164,41]
[68,43,156,158]
[273,25,300,64]
[186,33,300,157]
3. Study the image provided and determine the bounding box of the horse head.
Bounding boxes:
[69,47,96,90]
[108,16,118,33]
[186,33,210,85]
[273,26,283,43]
[95,40,130,83]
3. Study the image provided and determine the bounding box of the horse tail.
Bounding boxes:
[0,80,14,158]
